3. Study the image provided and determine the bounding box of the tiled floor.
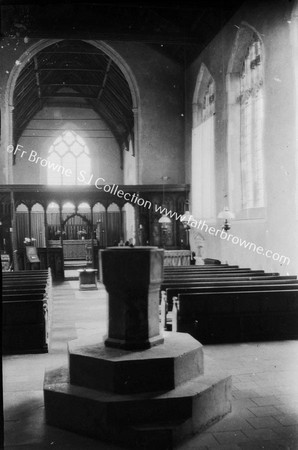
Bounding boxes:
[3,280,298,449]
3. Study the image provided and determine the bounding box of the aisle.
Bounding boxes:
[49,279,108,353]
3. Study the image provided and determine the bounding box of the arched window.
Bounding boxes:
[192,64,216,220]
[227,26,265,214]
[47,130,91,185]
[240,35,264,209]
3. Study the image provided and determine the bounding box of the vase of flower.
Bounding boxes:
[24,237,36,247]
[78,229,87,240]
[55,230,66,240]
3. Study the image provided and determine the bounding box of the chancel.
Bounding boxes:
[1,0,298,449]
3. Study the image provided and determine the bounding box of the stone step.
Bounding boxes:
[44,365,231,448]
[111,418,191,449]
[68,332,204,394]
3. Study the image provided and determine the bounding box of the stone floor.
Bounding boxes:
[3,280,298,449]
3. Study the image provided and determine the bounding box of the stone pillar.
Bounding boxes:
[101,246,164,350]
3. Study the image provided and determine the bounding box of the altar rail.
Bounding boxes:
[164,250,191,266]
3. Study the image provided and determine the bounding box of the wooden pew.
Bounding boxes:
[3,273,49,279]
[163,271,269,279]
[2,269,52,354]
[164,265,239,271]
[164,269,254,273]
[2,285,47,293]
[160,281,298,329]
[171,289,298,343]
[2,271,49,277]
[160,264,298,343]
[3,275,49,281]
[164,281,298,308]
[3,275,50,286]
[161,276,296,291]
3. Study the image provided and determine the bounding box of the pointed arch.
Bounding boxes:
[226,23,265,214]
[4,39,141,183]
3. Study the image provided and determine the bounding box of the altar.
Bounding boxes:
[49,239,96,260]
[164,250,191,266]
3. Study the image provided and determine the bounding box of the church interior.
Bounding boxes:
[2,0,298,448]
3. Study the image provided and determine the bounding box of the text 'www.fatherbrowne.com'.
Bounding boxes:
[155,204,290,266]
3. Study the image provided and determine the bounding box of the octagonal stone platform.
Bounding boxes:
[45,332,231,449]
[68,331,204,394]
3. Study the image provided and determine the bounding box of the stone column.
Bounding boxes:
[101,246,164,350]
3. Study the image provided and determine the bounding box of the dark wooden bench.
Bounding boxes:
[3,275,49,281]
[3,292,47,301]
[164,281,298,309]
[2,269,52,354]
[3,273,49,279]
[172,289,298,343]
[164,265,239,271]
[164,268,263,273]
[163,271,270,279]
[3,275,49,283]
[3,271,49,277]
[2,286,47,294]
[160,275,296,291]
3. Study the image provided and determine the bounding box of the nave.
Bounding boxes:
[3,279,298,450]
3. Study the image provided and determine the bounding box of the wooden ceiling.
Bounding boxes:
[1,0,243,148]
[13,40,134,148]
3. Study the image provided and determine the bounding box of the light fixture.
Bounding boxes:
[158,215,171,227]
[218,206,235,231]
[158,176,171,227]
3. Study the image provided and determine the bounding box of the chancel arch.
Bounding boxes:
[4,38,140,184]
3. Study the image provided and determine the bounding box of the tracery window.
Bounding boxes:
[47,130,91,185]
[239,35,264,209]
